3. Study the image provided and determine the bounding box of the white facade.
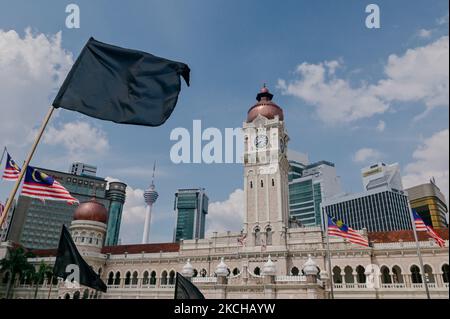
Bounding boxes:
[361,162,403,192]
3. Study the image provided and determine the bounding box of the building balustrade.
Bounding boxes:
[275,275,306,282]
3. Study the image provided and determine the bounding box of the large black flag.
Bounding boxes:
[174,272,205,299]
[53,225,107,292]
[53,37,190,127]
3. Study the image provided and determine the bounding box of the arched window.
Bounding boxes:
[356,265,366,283]
[255,228,261,246]
[89,232,94,244]
[142,271,149,285]
[114,271,121,285]
[392,265,403,283]
[193,269,198,277]
[265,227,272,246]
[272,179,275,187]
[332,266,342,284]
[64,293,70,299]
[82,289,89,299]
[344,266,354,283]
[291,267,299,276]
[410,265,422,283]
[161,271,168,285]
[260,180,264,187]
[169,270,176,285]
[150,271,157,285]
[250,181,253,189]
[107,272,114,285]
[232,268,240,276]
[381,266,391,284]
[424,265,435,283]
[442,264,449,283]
[254,267,261,276]
[73,291,80,299]
[132,271,139,285]
[200,269,207,277]
[125,271,131,285]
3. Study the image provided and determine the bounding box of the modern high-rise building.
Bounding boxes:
[323,162,411,232]
[105,181,127,246]
[6,165,126,249]
[173,188,208,242]
[288,160,343,227]
[70,162,97,177]
[406,180,448,229]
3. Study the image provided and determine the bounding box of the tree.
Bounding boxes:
[0,247,34,299]
[28,261,53,299]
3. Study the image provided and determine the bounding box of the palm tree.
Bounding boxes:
[28,261,53,299]
[0,247,34,299]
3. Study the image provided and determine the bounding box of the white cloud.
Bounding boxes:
[277,61,388,124]
[278,36,449,124]
[0,28,73,150]
[43,121,109,158]
[437,14,449,26]
[376,120,386,132]
[417,28,432,38]
[206,189,244,234]
[403,129,449,203]
[353,148,382,164]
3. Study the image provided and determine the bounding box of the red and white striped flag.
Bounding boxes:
[2,152,21,181]
[21,166,78,204]
[327,215,369,247]
[413,210,446,247]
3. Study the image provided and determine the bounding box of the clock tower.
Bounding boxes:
[243,86,290,248]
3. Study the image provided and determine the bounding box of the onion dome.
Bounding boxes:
[262,255,276,276]
[144,184,159,206]
[215,257,229,277]
[182,259,194,278]
[302,254,319,276]
[247,86,284,122]
[73,198,108,223]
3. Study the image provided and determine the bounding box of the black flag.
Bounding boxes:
[174,272,205,299]
[53,225,107,292]
[53,37,190,127]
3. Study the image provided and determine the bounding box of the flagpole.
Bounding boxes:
[47,275,54,299]
[322,209,334,299]
[0,106,55,228]
[0,146,6,172]
[408,204,430,299]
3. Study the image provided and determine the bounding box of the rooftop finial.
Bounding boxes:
[151,161,156,187]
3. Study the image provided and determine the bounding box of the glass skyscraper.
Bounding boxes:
[173,188,208,242]
[288,160,343,227]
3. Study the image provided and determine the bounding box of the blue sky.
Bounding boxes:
[0,0,448,244]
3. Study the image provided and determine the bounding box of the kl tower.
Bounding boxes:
[142,162,159,243]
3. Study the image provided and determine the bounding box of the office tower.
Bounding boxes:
[105,181,127,246]
[323,162,411,232]
[174,188,208,242]
[406,179,448,228]
[289,160,343,227]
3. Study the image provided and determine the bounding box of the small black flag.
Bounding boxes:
[53,225,107,292]
[174,272,205,299]
[53,37,190,127]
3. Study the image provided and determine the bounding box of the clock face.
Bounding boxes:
[255,134,269,148]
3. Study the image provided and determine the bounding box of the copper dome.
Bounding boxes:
[247,86,284,122]
[73,198,108,223]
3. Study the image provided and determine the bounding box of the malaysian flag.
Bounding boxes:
[21,166,78,204]
[2,152,21,181]
[412,210,428,231]
[327,215,369,247]
[412,210,446,247]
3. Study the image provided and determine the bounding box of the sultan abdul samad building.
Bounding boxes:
[0,87,449,299]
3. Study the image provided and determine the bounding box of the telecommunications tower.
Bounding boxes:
[142,162,159,243]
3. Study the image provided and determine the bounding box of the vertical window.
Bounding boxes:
[260,180,264,187]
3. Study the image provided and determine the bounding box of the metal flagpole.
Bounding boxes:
[0,106,55,228]
[47,275,54,299]
[322,209,334,299]
[0,146,6,171]
[408,203,430,299]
